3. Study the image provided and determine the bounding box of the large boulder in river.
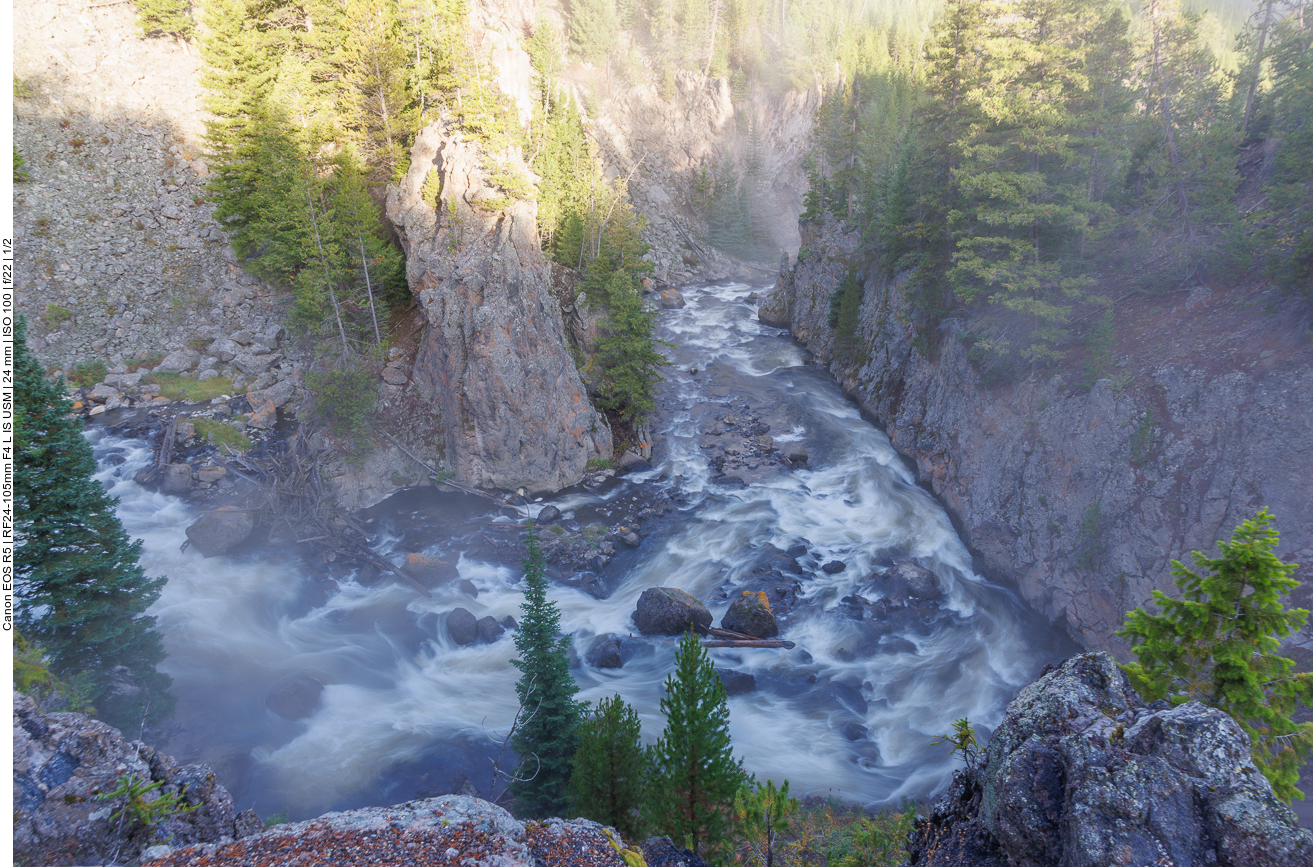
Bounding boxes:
[386,122,613,494]
[633,587,712,636]
[906,652,1313,867]
[402,553,458,587]
[720,591,779,638]
[447,608,479,646]
[658,288,686,308]
[13,692,262,865]
[185,506,255,557]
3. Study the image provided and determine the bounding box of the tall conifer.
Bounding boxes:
[14,317,173,731]
[510,527,585,817]
[647,630,743,856]
[568,694,647,840]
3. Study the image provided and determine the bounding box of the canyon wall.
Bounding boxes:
[762,217,1313,654]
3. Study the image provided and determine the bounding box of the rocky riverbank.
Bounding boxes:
[761,216,1313,656]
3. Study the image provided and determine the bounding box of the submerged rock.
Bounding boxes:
[633,587,713,636]
[266,673,324,720]
[185,506,255,557]
[721,590,779,638]
[716,669,757,696]
[447,608,479,646]
[906,652,1313,867]
[585,634,626,669]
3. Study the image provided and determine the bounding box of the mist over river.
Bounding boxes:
[89,281,1073,820]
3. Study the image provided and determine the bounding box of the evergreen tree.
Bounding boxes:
[570,0,620,64]
[511,527,585,818]
[647,630,743,857]
[733,778,799,867]
[568,693,647,840]
[1116,509,1313,803]
[14,317,174,731]
[135,0,194,39]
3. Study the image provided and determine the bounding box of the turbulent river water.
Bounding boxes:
[90,281,1072,821]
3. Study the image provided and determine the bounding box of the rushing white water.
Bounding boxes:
[89,281,1070,820]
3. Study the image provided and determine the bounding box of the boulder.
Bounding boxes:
[185,506,255,557]
[401,553,458,587]
[633,587,712,636]
[457,579,479,598]
[266,673,324,720]
[381,365,409,386]
[782,443,808,465]
[536,504,562,523]
[617,451,651,473]
[821,560,846,574]
[160,462,194,495]
[447,608,479,646]
[906,652,1313,867]
[888,561,940,599]
[716,669,757,696]
[585,634,625,669]
[658,288,686,308]
[643,836,712,867]
[13,693,261,866]
[476,616,504,644]
[246,397,277,430]
[208,337,240,362]
[721,591,779,638]
[499,615,519,631]
[155,348,199,373]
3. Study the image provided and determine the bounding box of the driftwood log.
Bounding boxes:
[702,639,796,649]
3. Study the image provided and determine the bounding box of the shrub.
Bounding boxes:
[305,365,376,438]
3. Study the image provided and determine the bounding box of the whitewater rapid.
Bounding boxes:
[90,281,1070,819]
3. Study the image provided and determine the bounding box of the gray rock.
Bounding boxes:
[233,352,278,376]
[381,365,408,386]
[155,348,199,373]
[251,379,296,409]
[621,531,642,548]
[386,124,613,494]
[13,693,260,865]
[716,668,757,696]
[658,288,686,308]
[476,615,504,644]
[184,507,255,557]
[457,579,479,598]
[499,615,518,631]
[617,450,651,473]
[821,560,846,574]
[782,443,808,465]
[633,587,712,636]
[208,337,239,362]
[889,561,940,599]
[447,608,479,645]
[585,634,625,669]
[160,462,193,494]
[907,652,1313,867]
[720,590,779,638]
[266,673,324,720]
[535,504,562,523]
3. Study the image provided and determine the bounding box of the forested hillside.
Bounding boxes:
[803,0,1310,379]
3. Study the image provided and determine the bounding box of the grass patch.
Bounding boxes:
[147,372,235,402]
[585,458,614,470]
[192,418,251,452]
[67,361,107,388]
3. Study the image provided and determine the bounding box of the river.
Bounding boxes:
[88,280,1072,821]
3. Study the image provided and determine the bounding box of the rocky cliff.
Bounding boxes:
[762,217,1313,655]
[906,653,1313,866]
[386,123,613,493]
[13,692,263,865]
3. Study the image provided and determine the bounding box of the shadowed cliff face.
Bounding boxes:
[762,218,1313,656]
[386,123,612,494]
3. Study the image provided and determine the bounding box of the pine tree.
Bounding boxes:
[1116,509,1313,803]
[14,317,174,731]
[135,0,194,39]
[511,527,585,818]
[733,778,799,867]
[568,694,647,840]
[647,630,743,857]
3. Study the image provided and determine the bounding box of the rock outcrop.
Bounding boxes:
[142,796,634,867]
[906,653,1313,867]
[762,216,1313,654]
[386,122,613,494]
[13,692,262,865]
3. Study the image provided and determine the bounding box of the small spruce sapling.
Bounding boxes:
[1117,509,1313,802]
[568,693,647,841]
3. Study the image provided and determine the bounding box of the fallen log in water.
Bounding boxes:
[706,626,759,641]
[702,639,795,649]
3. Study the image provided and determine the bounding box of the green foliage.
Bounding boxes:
[1129,409,1156,466]
[592,271,670,425]
[1117,509,1313,802]
[647,630,744,857]
[13,632,96,714]
[135,0,195,39]
[14,316,174,731]
[570,0,620,64]
[511,527,585,818]
[1075,500,1105,571]
[569,694,647,841]
[930,717,982,774]
[98,773,197,826]
[305,365,377,439]
[146,372,236,403]
[732,778,799,867]
[43,303,73,327]
[192,418,252,452]
[67,361,108,388]
[1082,307,1116,388]
[14,145,29,181]
[828,269,865,363]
